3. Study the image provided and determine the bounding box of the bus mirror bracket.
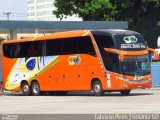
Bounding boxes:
[104,48,124,62]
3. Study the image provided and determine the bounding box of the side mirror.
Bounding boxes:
[148,48,159,61]
[104,48,125,62]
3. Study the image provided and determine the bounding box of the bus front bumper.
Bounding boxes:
[105,77,152,90]
[117,78,152,90]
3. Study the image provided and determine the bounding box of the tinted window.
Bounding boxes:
[3,36,96,58]
[93,35,115,53]
[46,39,62,56]
[3,41,43,58]
[46,36,96,56]
[102,52,120,73]
[78,36,96,56]
[62,37,78,55]
[94,35,115,48]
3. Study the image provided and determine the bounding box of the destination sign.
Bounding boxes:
[114,34,147,51]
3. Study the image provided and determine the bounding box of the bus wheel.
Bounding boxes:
[120,90,131,96]
[31,81,41,96]
[21,82,30,96]
[92,81,103,96]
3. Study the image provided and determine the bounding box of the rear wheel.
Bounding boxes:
[31,81,41,96]
[21,82,30,96]
[92,81,103,96]
[120,90,131,96]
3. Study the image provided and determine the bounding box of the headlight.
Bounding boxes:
[117,76,152,83]
[117,76,129,82]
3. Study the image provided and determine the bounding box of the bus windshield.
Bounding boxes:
[121,54,151,76]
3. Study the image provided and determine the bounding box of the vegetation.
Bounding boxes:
[53,0,160,48]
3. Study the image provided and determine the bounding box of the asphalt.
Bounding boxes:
[0,88,160,114]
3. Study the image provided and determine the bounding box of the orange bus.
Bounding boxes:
[1,30,156,96]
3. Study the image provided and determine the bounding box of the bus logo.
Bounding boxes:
[25,57,36,70]
[124,35,138,44]
[68,55,81,65]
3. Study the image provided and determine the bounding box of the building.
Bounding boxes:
[27,0,81,21]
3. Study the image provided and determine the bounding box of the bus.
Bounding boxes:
[1,30,157,96]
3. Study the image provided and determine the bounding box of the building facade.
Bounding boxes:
[27,0,81,21]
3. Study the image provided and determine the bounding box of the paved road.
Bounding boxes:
[0,88,160,114]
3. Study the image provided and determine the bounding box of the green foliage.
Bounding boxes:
[53,0,160,47]
[113,0,160,47]
[53,0,116,20]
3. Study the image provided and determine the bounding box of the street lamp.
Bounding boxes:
[3,12,12,21]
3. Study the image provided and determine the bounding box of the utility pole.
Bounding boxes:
[3,12,11,20]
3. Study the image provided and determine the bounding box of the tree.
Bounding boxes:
[53,0,160,48]
[53,0,116,21]
[113,0,160,47]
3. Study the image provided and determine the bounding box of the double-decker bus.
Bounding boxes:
[1,30,155,96]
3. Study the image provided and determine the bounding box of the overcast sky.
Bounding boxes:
[0,0,27,20]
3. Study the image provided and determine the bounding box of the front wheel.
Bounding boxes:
[120,90,131,96]
[21,82,30,96]
[31,81,41,96]
[92,81,104,96]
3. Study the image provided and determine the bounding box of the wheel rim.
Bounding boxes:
[94,84,100,93]
[33,84,39,94]
[23,84,29,92]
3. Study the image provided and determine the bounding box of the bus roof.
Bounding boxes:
[2,30,89,44]
[91,29,139,36]
[2,29,139,44]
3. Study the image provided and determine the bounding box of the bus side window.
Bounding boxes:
[62,38,77,55]
[103,52,120,73]
[20,41,43,57]
[78,36,96,57]
[93,35,115,51]
[46,39,62,56]
[27,44,37,57]
[3,43,21,58]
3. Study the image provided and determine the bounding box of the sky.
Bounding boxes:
[0,0,27,20]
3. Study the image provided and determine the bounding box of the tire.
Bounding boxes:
[92,81,104,96]
[21,82,31,96]
[31,81,41,96]
[120,90,131,96]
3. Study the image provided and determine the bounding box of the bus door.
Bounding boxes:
[101,51,121,89]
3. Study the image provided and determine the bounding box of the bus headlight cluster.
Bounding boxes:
[117,76,129,82]
[143,77,152,82]
[117,76,152,83]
